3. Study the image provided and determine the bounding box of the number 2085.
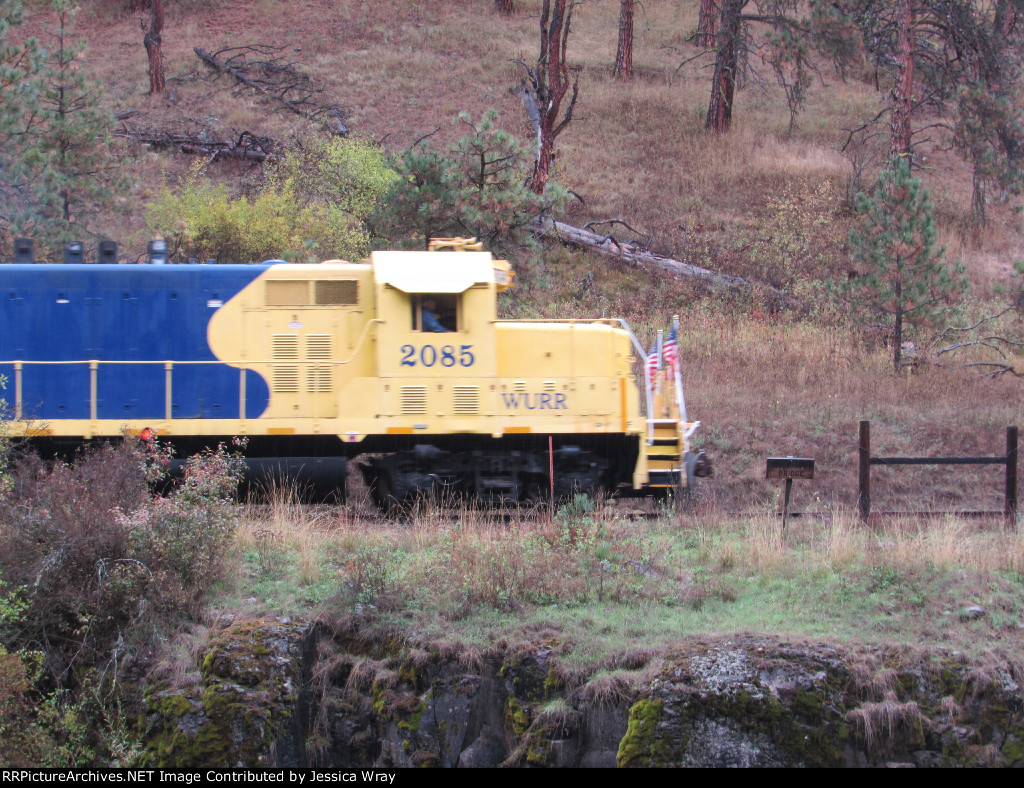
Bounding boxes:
[400,344,475,368]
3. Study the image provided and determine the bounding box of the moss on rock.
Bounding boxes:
[617,699,668,767]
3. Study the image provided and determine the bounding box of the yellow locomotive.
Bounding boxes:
[1,239,707,505]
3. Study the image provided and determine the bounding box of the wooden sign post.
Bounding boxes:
[766,457,815,536]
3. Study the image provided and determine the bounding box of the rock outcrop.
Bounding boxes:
[138,620,1024,768]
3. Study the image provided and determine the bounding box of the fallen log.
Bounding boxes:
[531,217,803,310]
[115,129,278,162]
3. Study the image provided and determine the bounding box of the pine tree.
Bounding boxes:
[842,158,968,372]
[452,109,561,245]
[1,1,130,258]
[375,109,566,250]
[0,1,46,242]
[33,0,129,246]
[376,145,460,250]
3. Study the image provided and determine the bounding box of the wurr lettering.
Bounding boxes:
[501,392,567,410]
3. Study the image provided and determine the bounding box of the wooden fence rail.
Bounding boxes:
[858,420,1018,527]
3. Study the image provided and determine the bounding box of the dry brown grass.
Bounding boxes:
[670,312,1023,511]
[575,670,639,712]
[145,628,205,688]
[846,690,928,751]
[239,483,335,585]
[703,510,1024,578]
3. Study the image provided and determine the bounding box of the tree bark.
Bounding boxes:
[526,0,579,195]
[890,0,914,160]
[971,170,986,227]
[696,0,719,49]
[144,0,165,95]
[893,284,904,372]
[613,0,635,79]
[705,0,744,133]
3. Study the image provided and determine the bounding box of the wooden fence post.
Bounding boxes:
[859,420,871,523]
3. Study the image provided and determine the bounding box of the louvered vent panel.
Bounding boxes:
[273,367,299,393]
[266,281,310,306]
[315,280,358,305]
[272,335,298,359]
[543,381,557,392]
[307,367,331,393]
[514,381,527,392]
[306,335,331,359]
[453,386,480,414]
[401,386,427,414]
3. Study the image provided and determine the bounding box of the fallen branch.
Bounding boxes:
[581,218,651,249]
[530,217,803,309]
[116,129,279,162]
[196,46,308,116]
[961,361,1021,378]
[194,46,346,135]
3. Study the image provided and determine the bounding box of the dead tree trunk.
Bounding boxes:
[613,0,635,78]
[143,0,165,95]
[705,0,744,133]
[890,0,914,160]
[518,0,580,195]
[696,0,719,49]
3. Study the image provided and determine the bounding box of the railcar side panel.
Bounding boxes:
[0,265,272,424]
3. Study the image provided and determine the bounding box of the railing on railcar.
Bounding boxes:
[3,320,383,426]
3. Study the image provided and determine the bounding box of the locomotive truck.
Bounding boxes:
[0,239,708,507]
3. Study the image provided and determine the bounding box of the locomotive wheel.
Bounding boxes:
[522,479,548,505]
[373,470,403,514]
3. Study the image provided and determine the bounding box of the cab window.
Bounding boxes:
[413,293,458,332]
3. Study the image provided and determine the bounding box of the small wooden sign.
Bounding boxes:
[766,457,815,480]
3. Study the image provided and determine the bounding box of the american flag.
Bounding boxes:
[663,325,678,372]
[646,340,659,386]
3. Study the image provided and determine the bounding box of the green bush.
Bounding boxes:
[146,136,396,264]
[270,135,397,221]
[0,439,243,683]
[145,163,369,263]
[0,645,93,767]
[127,442,244,602]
